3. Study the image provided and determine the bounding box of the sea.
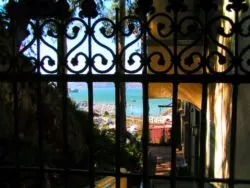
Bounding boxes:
[69,86,172,117]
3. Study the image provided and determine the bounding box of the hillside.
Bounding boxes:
[0,81,141,187]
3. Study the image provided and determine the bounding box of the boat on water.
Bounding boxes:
[69,88,79,93]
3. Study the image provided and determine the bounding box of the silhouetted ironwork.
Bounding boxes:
[1,0,250,75]
[80,0,98,18]
[1,0,250,188]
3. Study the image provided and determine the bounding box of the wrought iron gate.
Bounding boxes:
[1,0,250,187]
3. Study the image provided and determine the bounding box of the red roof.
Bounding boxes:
[149,123,172,143]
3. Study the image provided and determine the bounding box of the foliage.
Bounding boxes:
[0,0,136,17]
[95,128,142,171]
[0,81,142,186]
[103,110,109,117]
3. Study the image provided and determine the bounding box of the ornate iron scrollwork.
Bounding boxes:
[0,0,249,76]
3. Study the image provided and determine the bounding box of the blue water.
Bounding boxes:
[69,87,171,117]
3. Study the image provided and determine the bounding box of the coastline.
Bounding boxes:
[69,87,172,117]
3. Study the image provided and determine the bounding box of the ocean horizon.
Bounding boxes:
[68,86,172,117]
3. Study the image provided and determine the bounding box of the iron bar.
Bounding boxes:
[35,19,44,188]
[229,5,240,187]
[171,82,178,188]
[1,74,250,83]
[2,164,250,183]
[142,12,149,188]
[1,165,250,184]
[59,22,69,188]
[87,81,94,188]
[170,4,179,187]
[115,81,121,188]
[115,7,121,188]
[87,17,95,188]
[202,5,208,75]
[142,82,149,187]
[199,4,209,187]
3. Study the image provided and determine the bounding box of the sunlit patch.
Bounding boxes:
[205,96,210,176]
[206,0,234,186]
[214,83,224,178]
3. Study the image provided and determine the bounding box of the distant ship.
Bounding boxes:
[69,88,79,93]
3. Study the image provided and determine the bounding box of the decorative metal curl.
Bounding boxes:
[178,17,203,74]
[91,18,116,59]
[40,19,60,53]
[148,52,173,74]
[206,15,234,74]
[96,18,116,39]
[117,16,143,73]
[147,13,173,74]
[19,21,37,54]
[41,56,57,74]
[124,52,143,74]
[1,1,250,76]
[118,16,143,37]
[92,54,115,74]
[208,16,235,38]
[179,52,203,74]
[66,52,89,74]
[65,26,80,40]
[65,18,88,74]
[147,13,174,38]
[206,51,234,74]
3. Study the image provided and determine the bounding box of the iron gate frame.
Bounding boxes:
[1,0,250,188]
